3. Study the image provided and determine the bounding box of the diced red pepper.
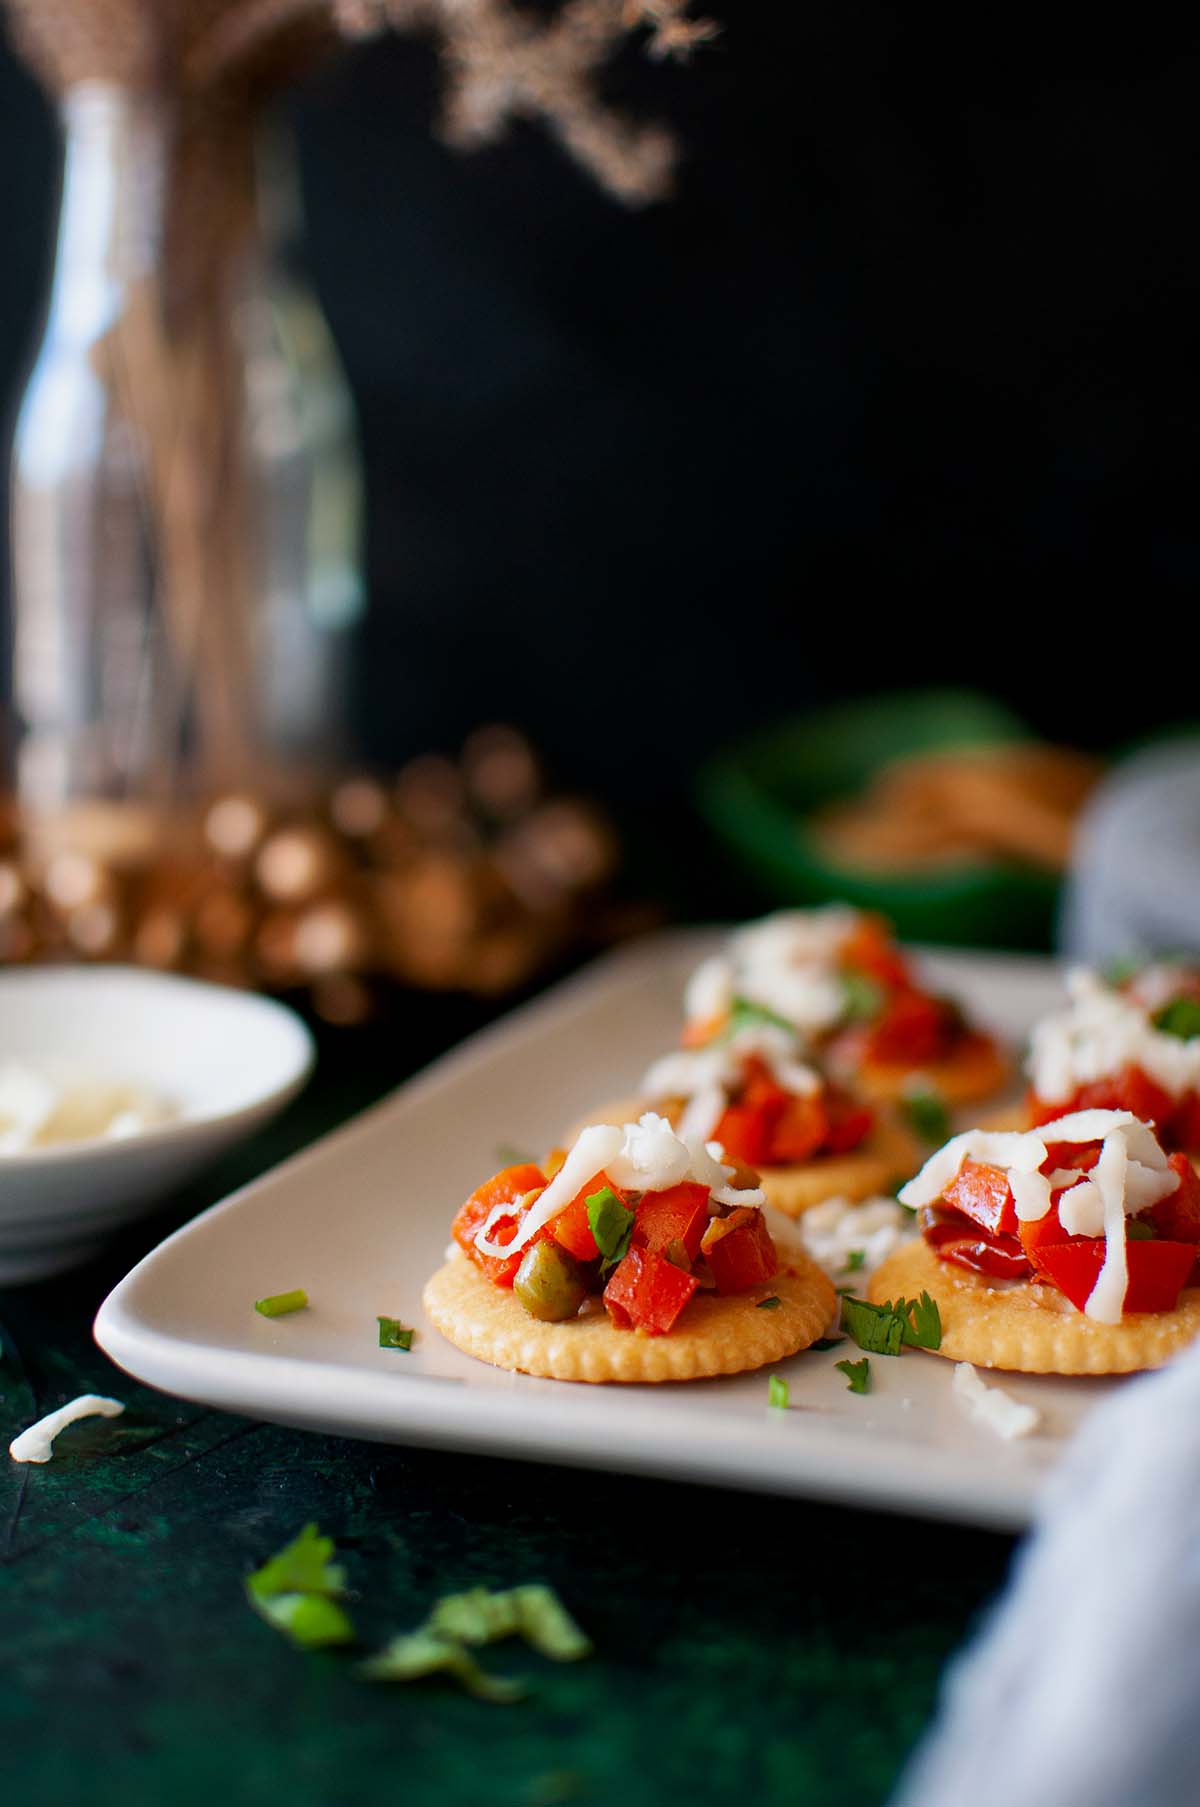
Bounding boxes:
[865,988,960,1064]
[632,1182,711,1263]
[838,913,912,989]
[1032,1237,1197,1315]
[943,1158,1018,1235]
[452,1163,547,1287]
[921,1205,1033,1279]
[1029,1065,1176,1135]
[1017,1198,1072,1272]
[768,1092,830,1162]
[821,1085,874,1154]
[1145,1153,1200,1245]
[700,1206,779,1294]
[603,1245,698,1334]
[552,1170,629,1263]
[1171,1093,1200,1153]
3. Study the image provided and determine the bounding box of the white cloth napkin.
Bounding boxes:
[890,1337,1200,1807]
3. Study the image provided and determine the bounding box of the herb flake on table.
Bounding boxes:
[362,1631,527,1701]
[365,1584,591,1699]
[378,1316,414,1350]
[245,1523,354,1648]
[835,1357,870,1394]
[254,1288,308,1318]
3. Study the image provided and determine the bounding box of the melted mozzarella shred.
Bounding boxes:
[642,1023,822,1146]
[10,1394,125,1464]
[472,1113,764,1260]
[952,1364,1041,1440]
[798,1194,916,1279]
[900,1109,1180,1325]
[681,908,862,1045]
[1028,967,1200,1104]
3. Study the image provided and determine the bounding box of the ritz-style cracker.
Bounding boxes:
[867,1239,1200,1375]
[424,1248,835,1384]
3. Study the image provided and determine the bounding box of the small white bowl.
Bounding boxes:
[0,966,314,1282]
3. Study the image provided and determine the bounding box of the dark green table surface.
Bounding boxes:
[0,989,1016,1807]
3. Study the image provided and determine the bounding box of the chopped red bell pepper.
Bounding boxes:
[821,1085,874,1154]
[1145,1153,1200,1244]
[700,1206,779,1294]
[1017,1198,1072,1271]
[603,1245,698,1334]
[838,913,912,989]
[943,1158,1018,1235]
[1029,1065,1176,1135]
[632,1182,711,1263]
[1170,1092,1200,1152]
[452,1163,547,1286]
[1032,1237,1197,1315]
[768,1092,829,1162]
[552,1170,629,1263]
[921,1205,1033,1279]
[865,988,960,1064]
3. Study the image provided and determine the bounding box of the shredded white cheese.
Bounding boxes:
[473,1113,765,1260]
[952,1363,1041,1440]
[681,908,861,1043]
[642,1023,822,1144]
[9,1395,125,1463]
[0,1063,175,1154]
[1028,967,1200,1105]
[900,1109,1180,1324]
[798,1194,916,1279]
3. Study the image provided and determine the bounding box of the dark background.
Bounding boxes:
[2,3,1197,809]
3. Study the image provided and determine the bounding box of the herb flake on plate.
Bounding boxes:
[254,1288,308,1318]
[378,1316,414,1350]
[835,1357,870,1394]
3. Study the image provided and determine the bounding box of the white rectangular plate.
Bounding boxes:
[95,930,1118,1532]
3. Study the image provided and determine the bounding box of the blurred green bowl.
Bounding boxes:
[695,689,1062,950]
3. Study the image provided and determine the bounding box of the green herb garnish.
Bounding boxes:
[254,1289,308,1318]
[364,1585,591,1700]
[1126,1218,1157,1241]
[901,1087,951,1145]
[586,1187,635,1271]
[756,1295,782,1310]
[1153,997,1200,1041]
[378,1316,414,1350]
[835,1357,870,1394]
[724,995,795,1038]
[362,1631,527,1701]
[767,1373,789,1409]
[810,1335,846,1352]
[845,1249,866,1272]
[246,1523,354,1649]
[1103,956,1141,987]
[899,1290,943,1349]
[839,970,885,1024]
[840,1295,905,1355]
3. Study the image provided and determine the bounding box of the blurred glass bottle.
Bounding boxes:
[7,83,364,827]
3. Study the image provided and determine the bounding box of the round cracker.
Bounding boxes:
[759,1110,923,1217]
[866,1238,1200,1374]
[854,1035,1010,1106]
[423,1249,836,1383]
[563,1100,922,1218]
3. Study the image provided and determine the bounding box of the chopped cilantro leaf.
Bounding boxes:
[254,1289,308,1318]
[362,1631,527,1701]
[1153,997,1200,1041]
[428,1584,591,1662]
[835,1357,870,1394]
[1126,1218,1156,1241]
[724,995,795,1038]
[845,1249,866,1272]
[767,1373,789,1409]
[252,1592,355,1649]
[840,1295,905,1356]
[247,1523,346,1602]
[378,1316,414,1350]
[839,970,885,1024]
[899,1289,943,1350]
[901,1087,951,1145]
[756,1295,782,1310]
[246,1523,353,1648]
[810,1336,846,1352]
[586,1187,635,1271]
